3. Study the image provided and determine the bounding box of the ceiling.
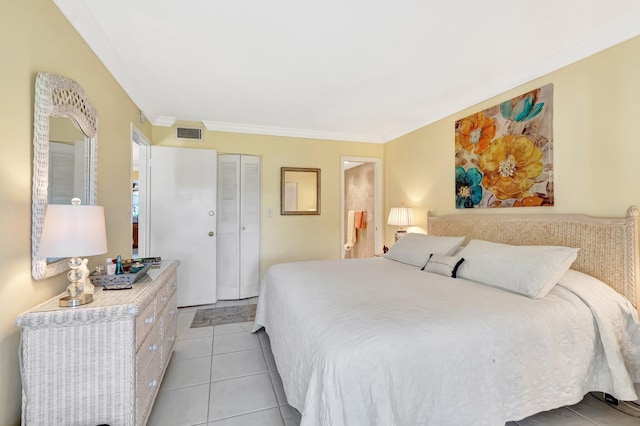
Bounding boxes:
[54,0,640,143]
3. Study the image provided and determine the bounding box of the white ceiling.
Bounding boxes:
[54,0,640,143]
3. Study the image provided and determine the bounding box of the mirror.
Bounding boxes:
[49,117,89,204]
[281,167,321,215]
[32,73,98,280]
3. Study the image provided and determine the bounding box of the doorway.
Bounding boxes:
[340,156,383,259]
[131,125,150,258]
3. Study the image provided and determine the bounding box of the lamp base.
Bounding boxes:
[395,229,407,241]
[59,293,93,307]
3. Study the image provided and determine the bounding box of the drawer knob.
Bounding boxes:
[160,296,168,302]
[149,379,158,388]
[145,317,155,324]
[168,335,175,342]
[149,343,158,352]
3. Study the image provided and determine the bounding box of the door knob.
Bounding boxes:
[208,231,215,237]
[209,211,214,216]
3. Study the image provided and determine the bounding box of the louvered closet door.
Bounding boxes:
[49,141,86,204]
[216,154,261,300]
[217,155,241,300]
[239,155,260,299]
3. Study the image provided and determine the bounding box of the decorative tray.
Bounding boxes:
[89,264,151,286]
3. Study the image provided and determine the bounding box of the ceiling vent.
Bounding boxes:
[176,127,202,140]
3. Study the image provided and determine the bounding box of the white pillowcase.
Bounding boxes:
[423,254,465,278]
[456,239,578,298]
[384,234,466,267]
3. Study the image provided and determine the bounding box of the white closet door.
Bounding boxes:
[150,146,217,307]
[239,155,261,298]
[48,142,75,204]
[217,155,241,299]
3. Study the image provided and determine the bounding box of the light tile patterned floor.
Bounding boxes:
[148,299,639,426]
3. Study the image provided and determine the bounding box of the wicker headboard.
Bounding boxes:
[428,207,640,309]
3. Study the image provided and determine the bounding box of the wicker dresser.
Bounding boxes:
[16,260,180,426]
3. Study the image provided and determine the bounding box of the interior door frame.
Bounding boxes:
[131,124,150,257]
[340,156,383,259]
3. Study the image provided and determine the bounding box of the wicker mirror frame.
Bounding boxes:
[31,73,98,280]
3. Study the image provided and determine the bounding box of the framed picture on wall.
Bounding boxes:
[454,84,554,209]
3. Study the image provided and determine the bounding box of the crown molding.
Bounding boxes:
[201,120,384,144]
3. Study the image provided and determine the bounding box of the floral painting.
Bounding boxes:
[454,84,553,208]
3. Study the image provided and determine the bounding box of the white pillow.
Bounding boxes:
[423,254,465,278]
[384,234,466,267]
[456,239,578,298]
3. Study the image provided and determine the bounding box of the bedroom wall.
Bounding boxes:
[0,1,150,424]
[152,125,383,274]
[384,35,640,244]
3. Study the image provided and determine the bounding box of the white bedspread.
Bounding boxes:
[253,258,640,426]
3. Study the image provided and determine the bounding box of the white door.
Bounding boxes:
[217,154,260,300]
[217,155,241,299]
[150,146,217,307]
[239,155,260,298]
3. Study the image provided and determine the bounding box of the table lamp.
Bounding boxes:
[387,206,415,241]
[38,198,108,307]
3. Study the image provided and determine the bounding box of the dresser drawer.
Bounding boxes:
[161,296,178,366]
[161,289,178,334]
[155,273,175,311]
[136,297,157,350]
[167,271,178,294]
[156,284,171,311]
[137,319,162,375]
[136,345,162,424]
[162,317,177,368]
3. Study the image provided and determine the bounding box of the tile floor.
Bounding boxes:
[148,298,639,426]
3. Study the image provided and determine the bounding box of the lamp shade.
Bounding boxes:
[38,204,108,258]
[387,207,415,226]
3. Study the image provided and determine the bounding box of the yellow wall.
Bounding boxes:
[0,1,151,423]
[384,35,640,244]
[285,171,318,211]
[50,116,85,143]
[152,126,383,274]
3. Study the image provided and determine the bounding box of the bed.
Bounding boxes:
[253,208,640,425]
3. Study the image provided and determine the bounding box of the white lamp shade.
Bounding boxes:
[38,204,108,258]
[387,207,415,226]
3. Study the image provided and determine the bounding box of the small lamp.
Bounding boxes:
[38,198,108,307]
[387,206,415,241]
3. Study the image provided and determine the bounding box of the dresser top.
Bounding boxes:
[16,260,179,328]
